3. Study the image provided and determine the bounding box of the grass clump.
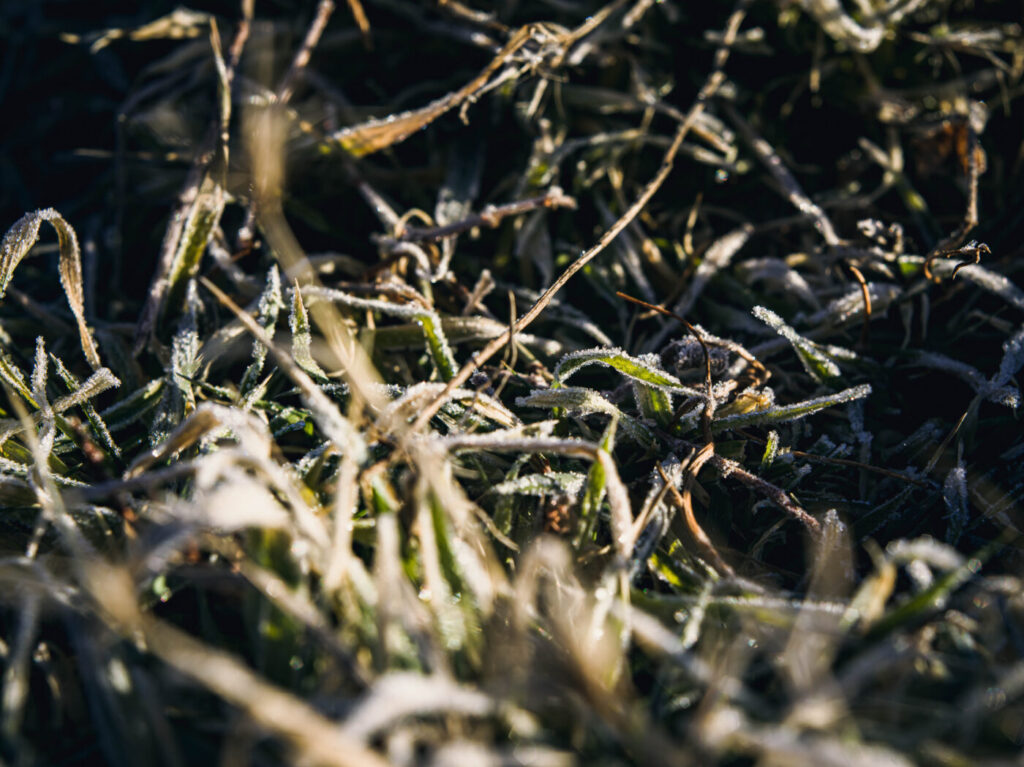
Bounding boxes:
[1,0,1024,764]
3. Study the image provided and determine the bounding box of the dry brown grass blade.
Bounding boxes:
[330,22,546,157]
[0,209,101,369]
[846,263,872,346]
[276,1,336,104]
[395,187,577,243]
[345,0,372,48]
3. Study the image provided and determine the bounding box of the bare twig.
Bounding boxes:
[667,434,820,533]
[658,457,734,577]
[923,108,988,282]
[393,188,577,243]
[925,240,991,283]
[846,263,872,346]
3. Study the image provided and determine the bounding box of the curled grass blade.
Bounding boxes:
[0,209,100,368]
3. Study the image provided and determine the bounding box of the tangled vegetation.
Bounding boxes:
[1,0,1024,764]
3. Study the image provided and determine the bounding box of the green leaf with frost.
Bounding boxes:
[0,349,34,406]
[370,315,560,356]
[240,266,285,397]
[516,387,655,446]
[301,286,459,380]
[578,412,618,546]
[52,353,121,459]
[760,430,780,470]
[713,384,872,431]
[491,472,586,497]
[0,368,120,446]
[163,175,224,324]
[753,305,844,382]
[415,312,457,381]
[100,379,164,433]
[631,381,674,426]
[152,285,201,445]
[554,348,703,397]
[289,286,329,381]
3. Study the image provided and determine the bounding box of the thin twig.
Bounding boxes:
[846,263,872,346]
[668,434,820,533]
[276,0,336,104]
[923,112,986,282]
[345,0,372,48]
[393,188,577,243]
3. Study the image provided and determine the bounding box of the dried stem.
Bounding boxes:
[658,457,735,577]
[276,0,336,105]
[393,188,577,244]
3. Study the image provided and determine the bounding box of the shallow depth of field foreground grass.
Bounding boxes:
[1,0,1024,764]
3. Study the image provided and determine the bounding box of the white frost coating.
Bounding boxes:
[942,464,970,544]
[913,324,1024,410]
[799,0,929,53]
[988,324,1024,399]
[736,257,820,309]
[886,536,965,571]
[516,387,654,444]
[807,283,902,326]
[379,381,520,433]
[53,368,121,412]
[847,399,872,461]
[905,559,934,591]
[245,265,285,379]
[288,288,328,379]
[753,305,841,380]
[554,347,705,398]
[0,367,122,446]
[491,472,587,497]
[31,337,48,400]
[300,285,429,320]
[933,261,1024,312]
[673,225,751,317]
[192,471,291,531]
[712,383,872,430]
